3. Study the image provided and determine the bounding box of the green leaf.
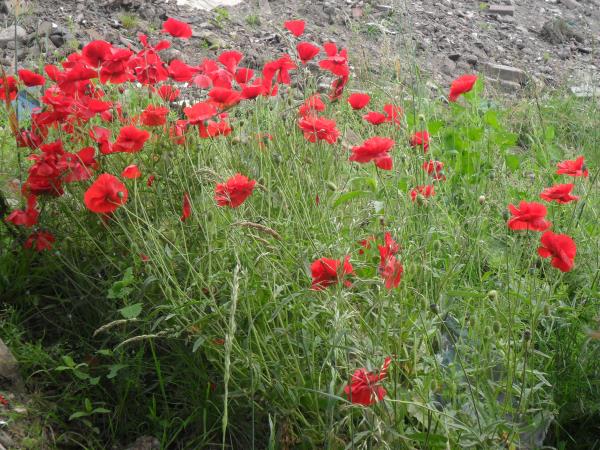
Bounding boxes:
[427,120,445,135]
[333,191,369,208]
[544,126,555,142]
[483,109,500,130]
[192,336,205,353]
[505,154,520,171]
[107,364,128,379]
[91,407,110,414]
[69,411,90,421]
[108,267,135,300]
[119,303,142,319]
[84,398,92,412]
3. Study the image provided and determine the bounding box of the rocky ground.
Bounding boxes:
[1,0,599,96]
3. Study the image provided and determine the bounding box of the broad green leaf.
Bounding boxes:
[333,191,369,208]
[505,154,520,171]
[119,303,142,319]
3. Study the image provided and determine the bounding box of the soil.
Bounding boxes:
[0,0,599,94]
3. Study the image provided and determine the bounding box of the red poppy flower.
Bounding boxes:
[410,131,430,152]
[84,173,128,214]
[310,256,354,290]
[329,75,348,102]
[538,231,576,272]
[319,42,349,77]
[380,255,403,289]
[214,173,256,208]
[5,194,39,227]
[218,50,243,74]
[140,104,169,127]
[507,201,551,232]
[383,104,402,126]
[180,192,191,222]
[162,18,192,39]
[157,84,180,102]
[184,101,218,125]
[410,185,435,202]
[348,93,370,110]
[344,357,391,406]
[298,94,325,117]
[241,79,267,99]
[378,231,399,261]
[349,136,395,170]
[263,54,297,86]
[122,164,142,179]
[208,87,242,109]
[296,42,320,64]
[422,160,445,180]
[99,48,134,84]
[234,67,254,84]
[112,126,151,153]
[168,59,196,82]
[449,74,477,102]
[17,69,45,87]
[540,183,579,204]
[24,230,55,252]
[284,19,305,37]
[82,40,113,68]
[556,156,588,177]
[0,75,18,102]
[363,111,387,125]
[199,116,232,138]
[358,236,375,255]
[147,175,155,187]
[298,115,340,144]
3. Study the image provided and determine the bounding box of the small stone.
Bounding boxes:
[577,46,592,54]
[465,54,479,66]
[485,5,515,16]
[0,339,19,382]
[448,53,461,61]
[125,436,161,450]
[0,25,27,47]
[49,33,66,48]
[482,62,527,84]
[560,0,580,8]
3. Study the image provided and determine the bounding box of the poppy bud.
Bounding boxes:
[523,329,531,342]
[429,303,439,314]
[273,154,282,164]
[432,240,441,251]
[487,290,498,301]
[493,321,501,333]
[206,210,213,221]
[483,325,491,337]
[326,181,337,191]
[502,210,510,221]
[543,304,550,315]
[478,195,486,205]
[117,191,124,199]
[416,195,427,206]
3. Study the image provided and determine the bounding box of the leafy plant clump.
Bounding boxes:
[1,17,599,449]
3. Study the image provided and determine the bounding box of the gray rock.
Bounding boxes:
[0,25,27,47]
[0,338,19,383]
[485,5,515,16]
[482,62,527,84]
[540,18,584,44]
[560,0,580,8]
[49,33,66,48]
[125,436,160,450]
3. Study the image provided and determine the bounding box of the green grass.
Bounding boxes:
[1,71,599,448]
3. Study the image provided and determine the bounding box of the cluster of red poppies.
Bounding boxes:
[506,156,587,272]
[3,16,589,408]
